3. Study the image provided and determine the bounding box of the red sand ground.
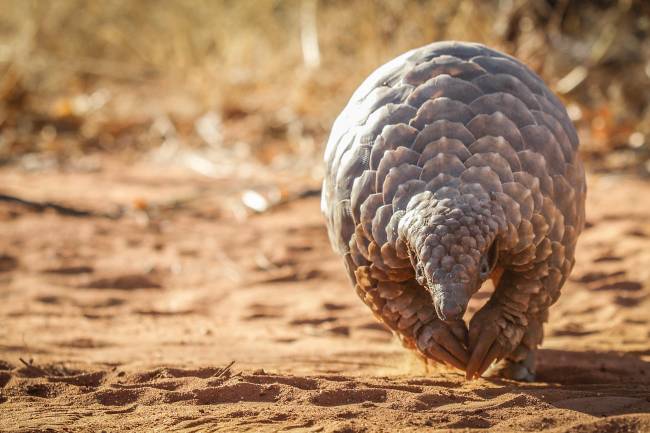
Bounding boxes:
[1,161,649,432]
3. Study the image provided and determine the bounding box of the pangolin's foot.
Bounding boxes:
[487,350,536,382]
[466,302,526,379]
[416,319,469,371]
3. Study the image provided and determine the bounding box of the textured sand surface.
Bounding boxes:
[0,162,649,432]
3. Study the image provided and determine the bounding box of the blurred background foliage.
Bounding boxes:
[0,0,648,177]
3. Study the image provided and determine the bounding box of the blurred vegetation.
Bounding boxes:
[0,0,648,175]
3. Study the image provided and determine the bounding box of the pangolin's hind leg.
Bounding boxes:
[487,313,545,382]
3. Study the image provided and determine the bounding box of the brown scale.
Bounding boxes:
[322,41,586,381]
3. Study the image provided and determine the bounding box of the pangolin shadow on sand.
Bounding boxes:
[534,348,650,385]
[473,349,650,417]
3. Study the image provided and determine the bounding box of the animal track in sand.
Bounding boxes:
[361,383,423,393]
[614,295,646,307]
[48,371,106,387]
[592,281,643,292]
[322,302,348,311]
[552,325,599,337]
[625,228,650,238]
[40,265,94,275]
[34,295,67,305]
[593,254,623,263]
[130,366,228,381]
[80,273,162,290]
[241,374,319,390]
[57,338,110,349]
[445,416,492,429]
[289,317,337,326]
[112,379,183,391]
[0,254,18,272]
[0,371,11,388]
[243,303,285,321]
[309,388,387,406]
[355,321,391,333]
[573,270,626,283]
[572,268,643,297]
[406,378,462,388]
[413,391,476,409]
[95,389,141,406]
[195,383,282,404]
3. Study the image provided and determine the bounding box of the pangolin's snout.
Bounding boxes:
[431,283,469,322]
[437,301,464,321]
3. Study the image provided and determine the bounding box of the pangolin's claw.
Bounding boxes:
[466,325,500,379]
[466,305,513,380]
[440,330,470,367]
[418,320,469,371]
[477,339,503,379]
[428,341,466,371]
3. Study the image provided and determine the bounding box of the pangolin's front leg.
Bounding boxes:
[489,260,565,381]
[465,270,532,379]
[350,260,470,371]
[487,312,545,381]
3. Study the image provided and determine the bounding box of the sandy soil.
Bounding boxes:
[0,161,649,432]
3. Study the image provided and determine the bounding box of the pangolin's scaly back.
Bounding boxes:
[322,41,585,339]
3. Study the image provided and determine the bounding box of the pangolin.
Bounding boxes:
[322,41,586,381]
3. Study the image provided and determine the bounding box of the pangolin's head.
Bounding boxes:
[398,190,506,322]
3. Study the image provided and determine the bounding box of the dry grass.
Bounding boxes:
[0,0,648,173]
